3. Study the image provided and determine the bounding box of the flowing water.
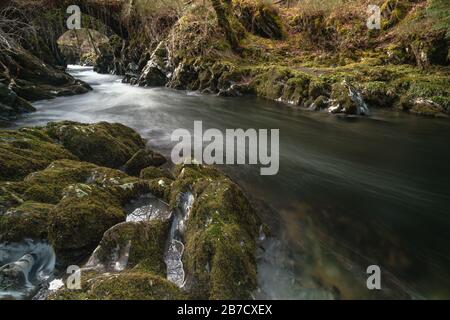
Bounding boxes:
[8,65,450,299]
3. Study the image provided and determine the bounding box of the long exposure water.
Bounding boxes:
[10,66,450,299]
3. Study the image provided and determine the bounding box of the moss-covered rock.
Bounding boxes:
[0,201,54,242]
[123,149,167,176]
[235,0,286,40]
[90,220,170,275]
[48,183,126,265]
[329,80,370,115]
[0,128,77,181]
[51,272,186,300]
[45,121,146,169]
[170,164,259,299]
[140,166,175,181]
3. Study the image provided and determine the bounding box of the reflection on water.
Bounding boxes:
[9,65,450,299]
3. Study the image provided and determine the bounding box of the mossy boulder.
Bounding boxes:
[0,182,25,215]
[123,149,167,176]
[0,128,77,181]
[51,272,186,300]
[0,201,54,242]
[89,220,170,275]
[48,183,126,265]
[170,164,260,299]
[45,121,146,169]
[140,166,174,181]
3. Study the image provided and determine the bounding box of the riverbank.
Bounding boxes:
[1,0,449,124]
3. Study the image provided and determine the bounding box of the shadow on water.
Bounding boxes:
[8,65,450,299]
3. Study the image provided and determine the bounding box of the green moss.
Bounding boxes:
[0,181,27,214]
[45,121,146,169]
[281,75,311,105]
[95,220,170,276]
[48,184,126,265]
[170,164,259,299]
[0,201,54,242]
[146,178,173,203]
[140,166,174,181]
[87,272,186,300]
[0,128,77,181]
[123,149,167,176]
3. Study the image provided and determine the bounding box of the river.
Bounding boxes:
[9,65,450,299]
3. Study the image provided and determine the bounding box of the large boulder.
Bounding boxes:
[48,184,126,265]
[0,127,77,181]
[45,121,146,169]
[169,164,260,299]
[0,202,54,243]
[86,220,170,275]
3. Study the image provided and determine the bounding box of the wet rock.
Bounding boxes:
[1,45,91,103]
[309,95,328,111]
[126,193,172,223]
[122,62,140,85]
[86,220,169,275]
[170,164,260,299]
[328,80,370,115]
[0,82,35,120]
[45,121,146,169]
[138,41,170,87]
[123,149,167,176]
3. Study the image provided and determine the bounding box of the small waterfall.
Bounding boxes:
[0,240,55,300]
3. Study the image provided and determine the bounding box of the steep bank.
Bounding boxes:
[2,0,448,120]
[89,0,449,117]
[0,2,92,124]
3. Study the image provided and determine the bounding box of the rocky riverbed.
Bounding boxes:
[0,121,262,299]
